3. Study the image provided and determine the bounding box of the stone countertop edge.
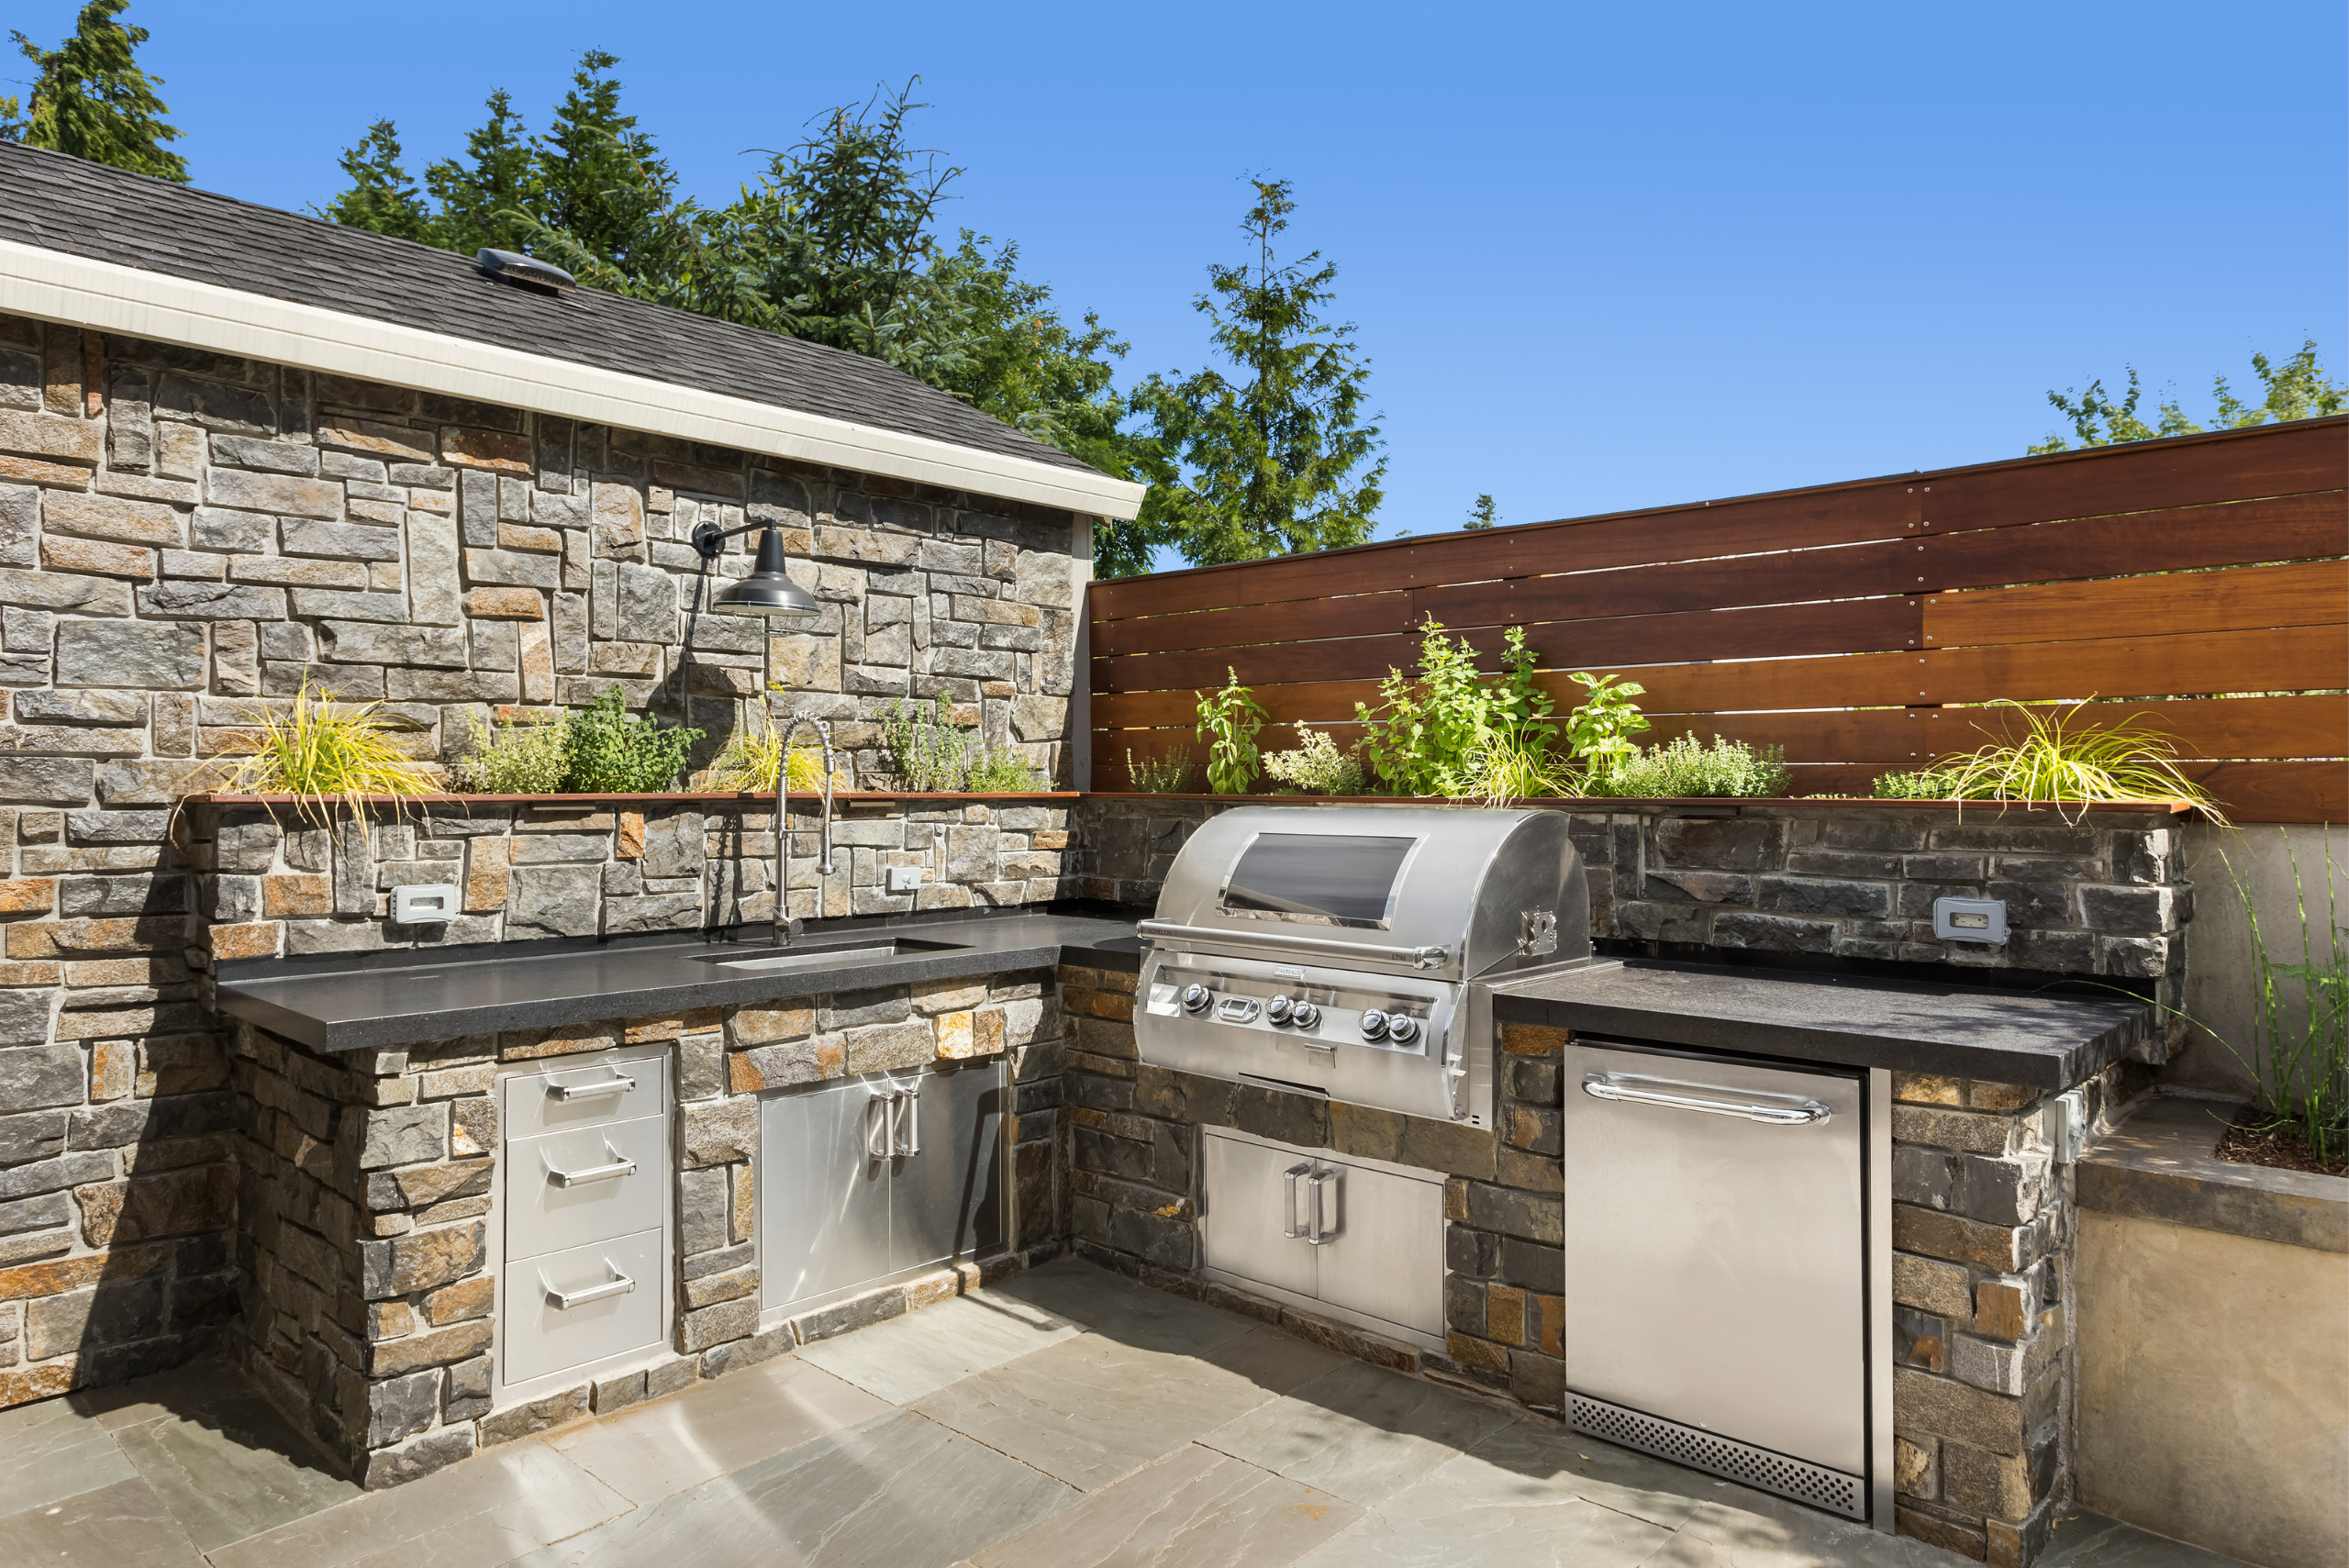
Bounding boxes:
[1488,958,2155,1091]
[213,912,1143,1054]
[2076,1094,2347,1253]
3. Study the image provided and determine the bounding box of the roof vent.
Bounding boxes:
[476,249,575,294]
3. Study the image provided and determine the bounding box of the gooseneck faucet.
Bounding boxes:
[774,713,835,947]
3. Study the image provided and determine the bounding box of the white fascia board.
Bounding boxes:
[0,237,1147,520]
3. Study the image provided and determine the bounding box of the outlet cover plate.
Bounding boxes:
[1932,895,2009,944]
[884,865,924,895]
[390,884,461,925]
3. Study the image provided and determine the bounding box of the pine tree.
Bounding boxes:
[423,89,537,255]
[314,120,436,243]
[1130,179,1384,567]
[0,0,189,182]
[1464,495,1498,530]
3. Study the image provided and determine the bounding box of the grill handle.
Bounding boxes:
[1139,920,1448,972]
[1582,1073,1832,1126]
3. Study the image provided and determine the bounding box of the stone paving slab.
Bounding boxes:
[964,1441,1361,1567]
[794,1292,1082,1404]
[986,1257,1262,1357]
[2037,1512,2263,1568]
[1199,1358,1527,1507]
[0,1385,140,1518]
[112,1390,363,1551]
[0,1473,206,1568]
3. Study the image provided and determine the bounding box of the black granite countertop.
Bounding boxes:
[1488,958,2155,1091]
[217,912,1144,1052]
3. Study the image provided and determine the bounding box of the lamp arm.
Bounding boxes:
[691,519,781,561]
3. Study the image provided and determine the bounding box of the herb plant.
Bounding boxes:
[453,708,570,795]
[1583,735,1791,798]
[964,749,1039,792]
[1263,724,1365,795]
[1867,700,2225,824]
[561,688,704,793]
[704,708,829,793]
[1561,672,1650,783]
[214,678,438,823]
[882,694,971,792]
[1196,669,1267,795]
[1125,747,1196,793]
[1356,620,1559,796]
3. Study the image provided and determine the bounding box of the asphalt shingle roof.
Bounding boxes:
[0,141,1096,475]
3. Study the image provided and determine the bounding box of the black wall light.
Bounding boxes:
[692,519,821,619]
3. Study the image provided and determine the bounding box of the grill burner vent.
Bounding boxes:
[1568,1393,1865,1520]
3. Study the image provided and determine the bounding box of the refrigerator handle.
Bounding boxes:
[1582,1073,1832,1126]
[1282,1162,1312,1239]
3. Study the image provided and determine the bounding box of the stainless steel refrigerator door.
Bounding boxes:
[760,1076,895,1315]
[889,1062,1007,1273]
[1200,1129,1319,1299]
[1564,1040,1866,1474]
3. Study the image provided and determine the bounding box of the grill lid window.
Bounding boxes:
[1220,833,1417,927]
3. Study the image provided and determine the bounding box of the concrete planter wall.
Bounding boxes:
[2075,1096,2347,1568]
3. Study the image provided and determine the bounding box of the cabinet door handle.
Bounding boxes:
[1282,1162,1313,1239]
[542,1261,634,1309]
[1306,1170,1338,1245]
[1582,1073,1832,1125]
[544,1140,635,1187]
[865,1090,892,1159]
[894,1088,921,1157]
[546,1070,635,1102]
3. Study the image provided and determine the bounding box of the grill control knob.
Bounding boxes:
[1291,1001,1320,1029]
[1181,984,1212,1014]
[1359,1009,1389,1040]
[1265,995,1293,1024]
[1386,1014,1419,1045]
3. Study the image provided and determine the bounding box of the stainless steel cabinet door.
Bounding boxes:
[760,1077,895,1315]
[1564,1040,1866,1473]
[1310,1156,1445,1338]
[1200,1129,1318,1298]
[889,1062,1006,1274]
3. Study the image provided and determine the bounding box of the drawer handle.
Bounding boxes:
[1306,1169,1339,1245]
[542,1261,635,1310]
[545,1140,637,1187]
[547,1071,636,1102]
[1582,1073,1832,1125]
[1281,1162,1312,1239]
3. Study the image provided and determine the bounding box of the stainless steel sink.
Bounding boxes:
[698,937,965,973]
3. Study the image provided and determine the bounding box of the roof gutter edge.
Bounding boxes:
[0,237,1149,521]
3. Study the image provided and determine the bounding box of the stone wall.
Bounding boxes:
[227,966,1063,1486]
[1073,796,2194,1053]
[0,305,1086,1411]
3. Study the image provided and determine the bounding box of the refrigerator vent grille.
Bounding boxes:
[1568,1393,1866,1521]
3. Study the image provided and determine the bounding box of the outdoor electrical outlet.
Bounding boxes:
[1933,895,2009,944]
[885,865,924,895]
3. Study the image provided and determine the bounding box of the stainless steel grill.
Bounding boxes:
[1135,806,1591,1127]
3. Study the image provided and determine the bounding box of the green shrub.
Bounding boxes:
[964,749,1039,792]
[1125,746,1196,793]
[882,694,971,792]
[454,708,570,795]
[561,688,704,793]
[1357,619,1554,796]
[1263,724,1365,795]
[1585,735,1790,798]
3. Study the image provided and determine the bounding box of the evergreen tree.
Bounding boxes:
[1129,179,1384,567]
[2031,340,2346,452]
[1464,495,1498,529]
[314,120,435,242]
[0,0,188,182]
[423,89,536,255]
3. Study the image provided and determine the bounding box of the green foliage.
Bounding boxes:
[1195,669,1267,795]
[2031,340,2346,453]
[560,688,703,793]
[317,120,437,242]
[702,708,829,793]
[1124,747,1195,794]
[881,693,972,792]
[1561,672,1650,781]
[2221,837,2347,1167]
[454,709,570,795]
[1584,735,1790,799]
[1465,728,1579,806]
[1263,724,1364,795]
[212,679,437,824]
[1867,699,2225,823]
[1869,766,1967,801]
[1357,620,1554,797]
[963,749,1039,793]
[1129,179,1384,569]
[1,0,188,182]
[1464,495,1498,530]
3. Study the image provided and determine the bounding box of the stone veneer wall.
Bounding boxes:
[228,965,1063,1486]
[0,302,1089,1410]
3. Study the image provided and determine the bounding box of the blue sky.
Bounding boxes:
[12,2,2343,558]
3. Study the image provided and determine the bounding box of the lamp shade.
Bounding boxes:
[711,526,820,618]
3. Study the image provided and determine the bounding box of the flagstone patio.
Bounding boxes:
[0,1259,2254,1568]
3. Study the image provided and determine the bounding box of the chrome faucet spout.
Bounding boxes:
[774,713,835,946]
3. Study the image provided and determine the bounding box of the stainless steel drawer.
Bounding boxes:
[505,1116,665,1262]
[502,1228,663,1385]
[504,1056,665,1140]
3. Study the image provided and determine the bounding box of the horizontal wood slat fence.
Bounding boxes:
[1086,418,2348,821]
